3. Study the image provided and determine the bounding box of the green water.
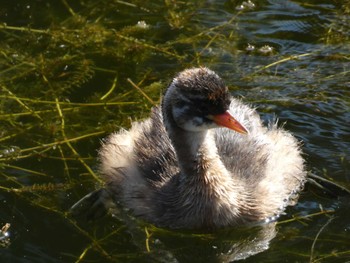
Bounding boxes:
[0,0,349,262]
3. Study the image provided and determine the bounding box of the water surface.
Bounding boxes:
[0,0,349,262]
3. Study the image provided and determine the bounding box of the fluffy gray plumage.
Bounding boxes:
[96,67,306,229]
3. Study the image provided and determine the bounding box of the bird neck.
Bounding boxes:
[161,100,244,226]
[163,105,230,182]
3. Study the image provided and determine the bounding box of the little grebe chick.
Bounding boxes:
[75,67,306,229]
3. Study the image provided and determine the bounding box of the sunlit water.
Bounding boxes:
[0,0,349,262]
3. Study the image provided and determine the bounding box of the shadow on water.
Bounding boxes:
[0,0,349,262]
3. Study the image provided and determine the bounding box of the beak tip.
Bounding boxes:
[235,124,249,135]
[211,111,249,135]
[240,127,249,135]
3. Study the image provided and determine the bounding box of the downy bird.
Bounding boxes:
[72,67,306,229]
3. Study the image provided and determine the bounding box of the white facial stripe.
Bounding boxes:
[177,91,206,102]
[182,119,217,132]
[182,117,204,131]
[176,92,192,103]
[172,105,189,118]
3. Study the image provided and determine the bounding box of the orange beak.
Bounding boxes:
[208,111,248,134]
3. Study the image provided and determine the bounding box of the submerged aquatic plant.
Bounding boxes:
[0,1,244,261]
[0,0,242,198]
[0,0,349,262]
